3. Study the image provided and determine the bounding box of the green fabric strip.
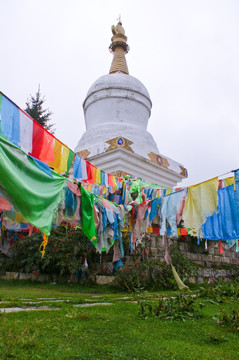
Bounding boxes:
[139,180,168,189]
[80,184,97,244]
[0,136,66,235]
[66,149,75,174]
[0,93,2,133]
[236,239,239,252]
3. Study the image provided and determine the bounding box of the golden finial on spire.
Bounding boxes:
[111,16,125,35]
[109,18,129,74]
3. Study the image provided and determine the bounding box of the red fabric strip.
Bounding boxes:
[29,121,44,158]
[218,240,224,254]
[108,174,114,187]
[0,195,12,211]
[86,161,93,182]
[180,228,188,236]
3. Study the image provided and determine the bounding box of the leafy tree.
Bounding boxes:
[25,85,55,133]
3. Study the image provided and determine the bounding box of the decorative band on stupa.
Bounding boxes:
[109,20,130,75]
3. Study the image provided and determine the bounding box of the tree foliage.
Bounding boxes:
[25,85,55,133]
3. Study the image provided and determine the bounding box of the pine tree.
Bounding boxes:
[25,85,55,133]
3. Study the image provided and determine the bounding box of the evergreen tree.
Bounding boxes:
[25,85,55,133]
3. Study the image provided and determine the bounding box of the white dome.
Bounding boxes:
[75,71,159,159]
[85,72,151,101]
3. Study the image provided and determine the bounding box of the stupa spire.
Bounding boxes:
[109,20,129,75]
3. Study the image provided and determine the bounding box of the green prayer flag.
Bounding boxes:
[0,93,2,134]
[80,184,97,245]
[66,149,75,174]
[0,136,66,235]
[236,239,239,252]
[130,180,141,193]
[139,180,168,189]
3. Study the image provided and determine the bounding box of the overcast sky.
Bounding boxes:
[1,0,239,187]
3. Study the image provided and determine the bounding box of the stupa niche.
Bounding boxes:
[75,21,187,186]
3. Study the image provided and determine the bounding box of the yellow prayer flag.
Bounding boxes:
[60,145,69,173]
[166,188,171,195]
[224,176,234,187]
[112,175,117,190]
[40,233,48,258]
[182,177,219,237]
[95,168,101,184]
[15,212,26,223]
[171,264,189,291]
[48,140,62,173]
[147,226,153,233]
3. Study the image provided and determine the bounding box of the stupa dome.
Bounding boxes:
[85,72,151,100]
[83,71,152,132]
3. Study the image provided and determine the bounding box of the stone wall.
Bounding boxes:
[0,236,238,284]
[148,235,239,267]
[0,269,238,284]
[0,272,116,285]
[191,268,238,283]
[0,271,69,283]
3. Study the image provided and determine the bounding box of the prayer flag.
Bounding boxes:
[0,136,66,235]
[182,177,219,237]
[80,185,97,245]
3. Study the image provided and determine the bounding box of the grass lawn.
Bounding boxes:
[0,280,238,360]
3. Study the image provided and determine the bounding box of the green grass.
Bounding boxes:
[0,280,238,360]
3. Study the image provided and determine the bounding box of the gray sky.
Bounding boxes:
[1,0,239,187]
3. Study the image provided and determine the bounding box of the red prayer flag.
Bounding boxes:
[180,228,188,236]
[0,195,12,211]
[108,174,114,187]
[218,240,224,254]
[86,161,93,182]
[152,227,160,234]
[29,122,44,158]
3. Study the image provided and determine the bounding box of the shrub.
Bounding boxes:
[137,290,204,320]
[114,242,199,291]
[0,225,100,277]
[199,281,239,304]
[216,307,239,332]
[169,242,199,278]
[114,259,175,290]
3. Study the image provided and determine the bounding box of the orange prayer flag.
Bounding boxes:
[39,130,55,163]
[48,139,62,172]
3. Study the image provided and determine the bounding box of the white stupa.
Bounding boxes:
[75,21,187,187]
